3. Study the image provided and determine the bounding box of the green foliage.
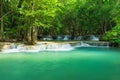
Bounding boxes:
[0,0,120,46]
[18,0,59,28]
[103,0,120,46]
[103,25,120,46]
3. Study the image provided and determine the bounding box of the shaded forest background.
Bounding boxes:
[0,0,120,46]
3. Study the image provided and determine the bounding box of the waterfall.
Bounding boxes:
[90,35,99,41]
[43,35,53,40]
[1,42,74,53]
[74,36,82,40]
[75,41,109,48]
[81,42,90,47]
[75,42,90,47]
[63,35,70,40]
[0,41,109,53]
[57,36,63,40]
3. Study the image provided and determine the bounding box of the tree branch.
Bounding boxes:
[0,11,12,20]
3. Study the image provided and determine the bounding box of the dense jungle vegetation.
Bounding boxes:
[0,0,120,46]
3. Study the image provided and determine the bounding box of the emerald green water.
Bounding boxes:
[0,47,120,80]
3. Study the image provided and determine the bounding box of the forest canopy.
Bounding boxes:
[0,0,120,46]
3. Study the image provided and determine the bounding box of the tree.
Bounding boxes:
[0,0,4,40]
[103,0,120,47]
[0,0,19,40]
[18,0,59,44]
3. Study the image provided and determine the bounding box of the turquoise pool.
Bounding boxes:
[0,47,120,80]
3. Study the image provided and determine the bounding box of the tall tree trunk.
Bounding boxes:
[26,27,32,44]
[28,1,37,45]
[0,2,3,40]
[31,26,37,44]
[25,27,37,45]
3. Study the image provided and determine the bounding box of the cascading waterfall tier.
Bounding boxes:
[1,42,74,53]
[0,41,109,53]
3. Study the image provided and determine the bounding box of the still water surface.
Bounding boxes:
[0,47,120,80]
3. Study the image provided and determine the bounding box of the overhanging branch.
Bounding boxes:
[0,11,12,20]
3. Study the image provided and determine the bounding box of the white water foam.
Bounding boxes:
[1,41,109,53]
[1,43,74,53]
[75,42,109,48]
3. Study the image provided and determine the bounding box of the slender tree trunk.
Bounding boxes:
[103,17,107,34]
[109,21,112,30]
[71,20,77,39]
[0,2,3,40]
